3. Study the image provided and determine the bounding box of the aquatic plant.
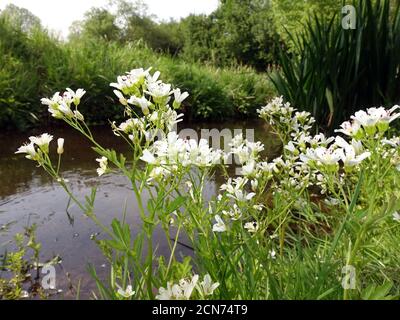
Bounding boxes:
[0,225,60,300]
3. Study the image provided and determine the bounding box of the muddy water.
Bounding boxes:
[0,120,279,299]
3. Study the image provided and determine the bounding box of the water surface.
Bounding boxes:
[0,120,278,299]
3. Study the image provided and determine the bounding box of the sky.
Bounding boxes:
[0,0,219,37]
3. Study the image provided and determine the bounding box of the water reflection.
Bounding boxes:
[0,120,278,299]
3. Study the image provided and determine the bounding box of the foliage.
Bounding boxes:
[0,225,50,300]
[15,71,400,300]
[71,0,282,70]
[0,4,42,33]
[0,15,275,130]
[180,0,281,70]
[270,0,342,47]
[0,16,67,130]
[271,0,400,131]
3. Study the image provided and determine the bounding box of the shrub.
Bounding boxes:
[271,0,400,131]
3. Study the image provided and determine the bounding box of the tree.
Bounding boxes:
[70,7,120,41]
[180,0,281,70]
[270,0,343,46]
[0,4,41,33]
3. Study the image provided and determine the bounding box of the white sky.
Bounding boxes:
[0,0,219,37]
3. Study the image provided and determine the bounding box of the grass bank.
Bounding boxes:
[0,18,276,130]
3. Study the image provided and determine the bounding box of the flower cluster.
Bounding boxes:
[300,136,371,170]
[257,96,295,126]
[140,132,222,181]
[111,68,188,139]
[96,156,108,176]
[156,274,219,300]
[229,134,264,176]
[335,106,400,138]
[15,133,55,161]
[41,89,86,120]
[257,96,315,142]
[116,284,135,299]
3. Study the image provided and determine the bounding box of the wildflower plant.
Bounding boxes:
[16,69,400,300]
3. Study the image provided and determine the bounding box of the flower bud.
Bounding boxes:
[57,138,64,155]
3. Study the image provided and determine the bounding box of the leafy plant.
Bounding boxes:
[271,0,400,131]
[14,70,400,300]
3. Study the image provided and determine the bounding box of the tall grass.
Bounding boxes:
[271,0,400,131]
[0,17,276,130]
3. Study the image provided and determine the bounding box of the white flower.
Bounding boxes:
[335,121,362,137]
[146,70,160,85]
[148,166,171,181]
[116,284,135,298]
[29,133,53,153]
[140,150,156,164]
[110,68,150,93]
[145,82,172,99]
[41,92,62,108]
[115,118,145,134]
[230,137,264,166]
[334,136,371,167]
[198,274,219,296]
[300,146,341,167]
[57,138,64,155]
[244,221,258,233]
[96,156,108,176]
[269,249,276,259]
[41,92,64,118]
[173,88,189,104]
[231,144,252,164]
[251,179,258,191]
[179,275,199,300]
[156,275,198,300]
[128,96,151,115]
[158,109,184,131]
[155,282,177,300]
[113,90,128,106]
[253,204,265,211]
[222,204,242,220]
[229,134,244,148]
[58,102,74,118]
[141,132,221,168]
[393,212,400,222]
[220,177,255,202]
[339,106,400,136]
[284,141,298,154]
[337,145,370,167]
[242,160,257,176]
[351,110,380,128]
[257,96,295,122]
[382,137,400,148]
[212,215,227,232]
[309,133,335,148]
[66,88,86,105]
[15,142,37,160]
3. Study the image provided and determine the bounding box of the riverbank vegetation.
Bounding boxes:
[0,0,279,130]
[2,1,400,131]
[2,0,400,300]
[15,69,400,299]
